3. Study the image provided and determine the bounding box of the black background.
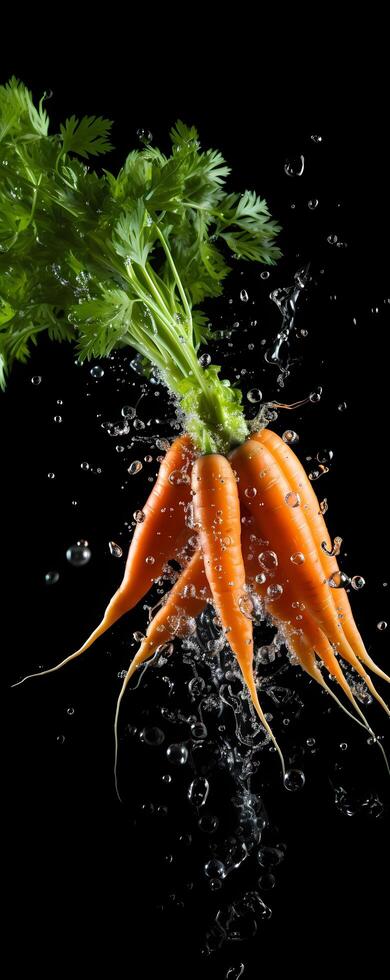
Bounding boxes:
[3,40,389,978]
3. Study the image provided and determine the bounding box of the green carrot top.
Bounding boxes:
[0,77,281,452]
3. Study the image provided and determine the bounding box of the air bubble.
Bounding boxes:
[285,491,300,507]
[45,571,59,585]
[141,726,165,746]
[282,430,299,445]
[31,376,42,385]
[133,509,145,523]
[244,486,257,498]
[266,584,283,599]
[166,743,188,766]
[121,405,136,418]
[90,365,104,379]
[308,199,318,209]
[199,353,211,367]
[188,776,209,807]
[328,571,350,589]
[240,289,249,302]
[247,388,262,403]
[168,469,190,486]
[284,768,305,791]
[109,541,123,558]
[204,859,226,880]
[66,543,91,566]
[284,155,305,176]
[258,551,278,570]
[377,621,387,630]
[128,460,143,475]
[290,552,305,565]
[351,575,365,590]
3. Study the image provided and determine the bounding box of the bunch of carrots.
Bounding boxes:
[2,79,388,796]
[15,427,390,792]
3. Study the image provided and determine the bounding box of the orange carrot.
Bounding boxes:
[231,439,389,717]
[191,452,286,777]
[252,427,389,683]
[12,434,195,687]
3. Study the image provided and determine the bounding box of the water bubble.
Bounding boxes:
[90,365,104,379]
[258,550,278,570]
[285,491,300,507]
[66,543,91,566]
[311,134,323,143]
[115,445,124,453]
[162,773,172,784]
[328,571,350,589]
[282,429,299,444]
[128,460,143,475]
[156,438,170,452]
[199,352,211,367]
[80,461,89,471]
[53,415,62,423]
[190,722,208,740]
[377,621,387,630]
[309,465,329,481]
[188,676,206,696]
[284,768,305,791]
[133,509,145,524]
[308,199,318,209]
[309,390,321,403]
[188,776,209,807]
[244,486,257,499]
[240,289,249,302]
[47,472,56,480]
[247,388,262,403]
[145,555,155,565]
[284,155,305,177]
[109,541,123,558]
[338,401,347,412]
[198,813,219,834]
[204,859,226,880]
[317,449,333,465]
[327,234,338,245]
[31,376,42,385]
[290,552,305,565]
[351,575,365,590]
[166,743,188,766]
[260,270,270,280]
[168,469,190,486]
[121,405,136,418]
[266,584,283,600]
[133,418,145,430]
[141,726,165,746]
[136,127,153,143]
[255,573,266,585]
[257,846,283,869]
[319,498,328,515]
[45,571,59,585]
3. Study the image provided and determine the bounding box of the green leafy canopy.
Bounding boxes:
[0,78,282,451]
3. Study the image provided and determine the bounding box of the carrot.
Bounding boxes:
[191,452,286,779]
[241,522,390,772]
[231,439,389,717]
[12,434,195,687]
[113,547,209,797]
[252,427,389,683]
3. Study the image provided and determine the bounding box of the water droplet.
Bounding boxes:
[45,571,59,585]
[133,509,145,523]
[198,813,219,833]
[204,859,226,880]
[166,743,188,766]
[290,552,305,565]
[309,390,321,403]
[225,963,246,980]
[240,289,249,302]
[266,584,283,599]
[260,270,270,280]
[145,555,155,565]
[244,486,257,498]
[53,415,62,423]
[56,734,65,744]
[317,448,333,465]
[247,388,262,403]
[66,543,91,566]
[90,365,104,379]
[328,571,350,589]
[257,846,283,869]
[255,572,266,585]
[141,726,165,746]
[133,418,145,430]
[238,594,255,619]
[377,621,387,630]
[31,375,42,385]
[284,155,305,177]
[121,405,136,418]
[311,134,323,143]
[168,469,190,486]
[156,438,170,452]
[284,768,305,791]
[308,199,318,209]
[199,352,211,367]
[282,429,299,445]
[258,551,278,571]
[136,127,153,144]
[188,776,209,807]
[351,575,365,590]
[128,460,143,475]
[188,676,206,696]
[190,722,208,740]
[338,401,347,412]
[47,472,56,480]
[319,498,328,515]
[309,465,329,481]
[327,234,338,245]
[285,491,300,507]
[109,541,123,558]
[80,461,89,471]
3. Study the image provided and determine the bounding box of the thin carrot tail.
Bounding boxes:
[11,592,130,688]
[113,641,157,802]
[242,665,286,783]
[329,628,390,718]
[292,640,369,733]
[342,626,390,684]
